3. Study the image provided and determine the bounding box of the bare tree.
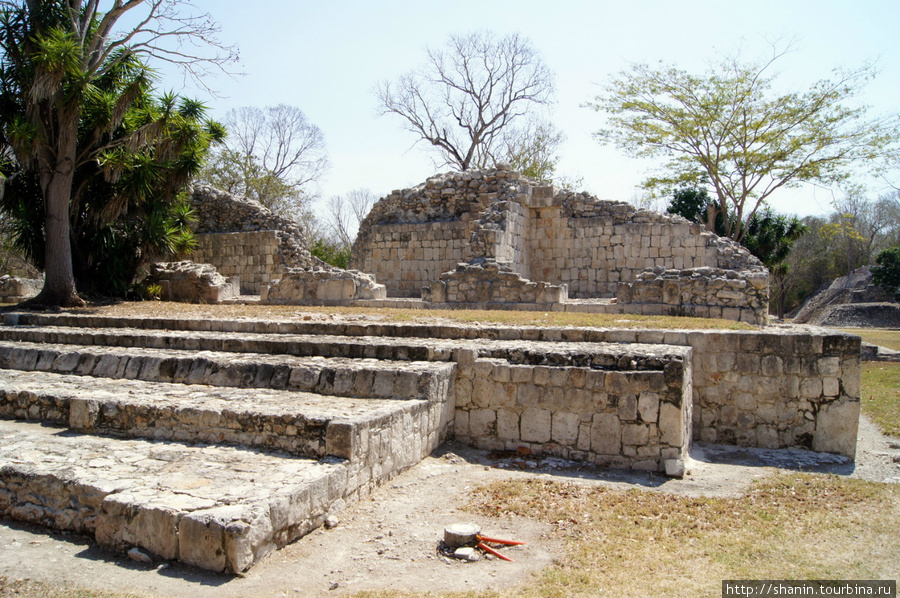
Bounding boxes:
[496,117,565,182]
[223,105,328,189]
[324,189,376,249]
[376,31,554,171]
[200,105,328,217]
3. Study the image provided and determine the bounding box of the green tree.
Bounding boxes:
[0,0,234,307]
[871,246,900,300]
[667,186,709,223]
[1,89,225,297]
[741,207,808,318]
[742,207,808,270]
[589,47,899,242]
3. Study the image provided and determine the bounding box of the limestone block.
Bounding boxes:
[179,509,229,572]
[544,411,575,445]
[590,413,621,455]
[813,399,860,457]
[468,409,496,438]
[622,424,649,446]
[658,402,684,446]
[320,278,355,301]
[637,392,660,423]
[69,398,99,430]
[520,408,552,443]
[496,410,520,440]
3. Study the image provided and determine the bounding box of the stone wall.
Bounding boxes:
[349,167,526,297]
[263,268,386,304]
[190,186,318,294]
[422,259,567,306]
[350,220,473,298]
[617,267,770,325]
[145,261,239,304]
[452,344,692,471]
[191,231,281,294]
[351,166,768,323]
[526,192,752,297]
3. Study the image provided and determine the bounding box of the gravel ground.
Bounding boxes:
[0,414,897,598]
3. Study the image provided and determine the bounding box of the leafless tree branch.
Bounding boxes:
[376,31,554,171]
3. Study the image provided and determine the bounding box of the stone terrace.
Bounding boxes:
[0,312,860,573]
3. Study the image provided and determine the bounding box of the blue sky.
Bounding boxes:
[158,0,900,218]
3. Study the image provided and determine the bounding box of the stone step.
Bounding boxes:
[0,324,457,362]
[0,340,454,402]
[0,419,348,573]
[0,368,448,465]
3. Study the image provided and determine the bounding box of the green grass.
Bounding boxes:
[861,361,900,437]
[840,328,900,352]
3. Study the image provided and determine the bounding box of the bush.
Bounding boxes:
[871,246,900,300]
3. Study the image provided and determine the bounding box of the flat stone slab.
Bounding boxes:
[0,368,429,460]
[0,419,347,573]
[0,323,687,370]
[0,340,453,401]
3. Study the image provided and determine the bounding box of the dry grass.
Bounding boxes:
[459,474,898,598]
[340,474,899,598]
[862,362,900,437]
[0,577,147,598]
[840,328,900,352]
[17,300,756,331]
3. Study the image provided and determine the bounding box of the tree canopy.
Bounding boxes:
[1,90,225,296]
[589,47,900,242]
[0,0,235,306]
[376,31,555,171]
[872,246,900,300]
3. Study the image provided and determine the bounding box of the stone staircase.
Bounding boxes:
[0,313,456,573]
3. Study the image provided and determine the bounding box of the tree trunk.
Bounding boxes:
[30,118,84,308]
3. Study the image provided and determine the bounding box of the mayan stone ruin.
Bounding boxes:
[188,185,385,303]
[352,164,769,324]
[0,167,865,574]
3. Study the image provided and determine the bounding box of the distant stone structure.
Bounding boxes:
[351,165,770,324]
[190,185,317,294]
[145,261,240,304]
[793,266,899,327]
[0,276,41,303]
[188,185,385,303]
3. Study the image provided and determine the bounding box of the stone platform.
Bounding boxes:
[0,311,861,574]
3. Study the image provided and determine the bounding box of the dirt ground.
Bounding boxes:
[1,412,898,598]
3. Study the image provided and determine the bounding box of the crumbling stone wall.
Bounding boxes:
[145,261,239,304]
[617,267,770,325]
[351,166,768,323]
[350,167,526,297]
[190,185,317,293]
[453,344,693,471]
[0,276,41,302]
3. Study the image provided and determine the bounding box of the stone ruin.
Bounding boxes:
[177,168,769,323]
[352,165,769,324]
[144,261,240,304]
[187,185,385,303]
[793,265,900,327]
[0,275,42,303]
[0,171,869,575]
